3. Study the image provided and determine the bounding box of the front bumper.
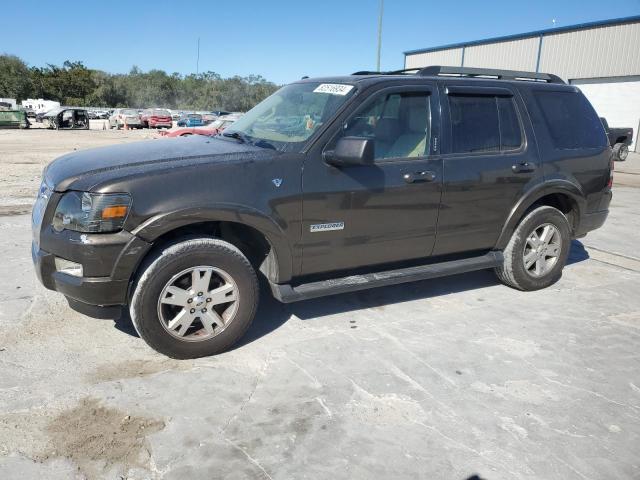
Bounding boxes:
[32,227,152,318]
[32,243,129,306]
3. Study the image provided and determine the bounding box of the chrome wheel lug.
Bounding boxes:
[190,308,195,314]
[187,298,193,304]
[206,298,212,302]
[201,308,207,313]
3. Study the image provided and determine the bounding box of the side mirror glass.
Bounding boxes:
[325,136,374,167]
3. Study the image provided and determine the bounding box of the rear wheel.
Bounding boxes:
[130,238,259,358]
[495,206,571,291]
[613,142,629,161]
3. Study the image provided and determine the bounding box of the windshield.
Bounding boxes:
[121,109,137,115]
[225,82,356,152]
[152,109,170,116]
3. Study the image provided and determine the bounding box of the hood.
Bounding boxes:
[45,135,271,191]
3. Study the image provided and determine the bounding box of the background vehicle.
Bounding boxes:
[108,108,142,129]
[201,113,217,124]
[42,108,89,130]
[0,109,30,129]
[159,114,241,138]
[141,109,173,128]
[600,117,633,161]
[32,66,612,359]
[177,113,204,127]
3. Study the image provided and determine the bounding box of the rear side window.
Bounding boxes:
[448,95,522,154]
[534,90,607,149]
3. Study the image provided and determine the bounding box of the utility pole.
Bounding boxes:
[196,37,200,75]
[376,0,384,72]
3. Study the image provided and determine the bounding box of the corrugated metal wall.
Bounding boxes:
[539,22,640,80]
[404,21,640,82]
[405,48,463,69]
[464,37,539,71]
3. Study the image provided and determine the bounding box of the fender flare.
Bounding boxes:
[131,203,293,283]
[495,180,586,250]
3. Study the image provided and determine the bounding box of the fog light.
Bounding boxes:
[54,257,83,277]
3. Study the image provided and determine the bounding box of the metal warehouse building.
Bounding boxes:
[404,15,640,150]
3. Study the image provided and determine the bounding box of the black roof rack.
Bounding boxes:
[417,66,565,84]
[351,68,420,75]
[350,65,564,84]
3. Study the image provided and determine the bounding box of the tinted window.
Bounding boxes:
[534,90,607,149]
[338,91,430,160]
[449,96,500,153]
[449,95,522,154]
[497,97,522,149]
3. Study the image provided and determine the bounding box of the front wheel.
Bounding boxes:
[130,238,259,358]
[495,206,571,291]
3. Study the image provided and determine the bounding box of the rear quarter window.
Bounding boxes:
[534,90,607,150]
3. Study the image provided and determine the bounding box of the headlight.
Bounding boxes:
[52,192,131,233]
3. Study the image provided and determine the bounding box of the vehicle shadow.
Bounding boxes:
[115,241,591,345]
[567,239,590,265]
[236,268,498,349]
[237,240,592,348]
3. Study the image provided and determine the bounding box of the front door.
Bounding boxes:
[300,84,443,276]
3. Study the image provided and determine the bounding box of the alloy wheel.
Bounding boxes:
[157,266,239,342]
[523,223,562,277]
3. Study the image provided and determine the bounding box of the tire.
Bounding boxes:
[130,238,259,359]
[495,206,571,291]
[612,142,629,161]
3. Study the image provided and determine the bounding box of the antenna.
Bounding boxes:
[376,0,384,71]
[196,37,200,75]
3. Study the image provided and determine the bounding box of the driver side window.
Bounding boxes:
[337,91,431,160]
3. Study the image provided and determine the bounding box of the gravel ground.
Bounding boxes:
[0,129,638,480]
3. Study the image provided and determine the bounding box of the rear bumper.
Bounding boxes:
[575,210,609,237]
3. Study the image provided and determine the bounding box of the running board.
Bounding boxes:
[269,251,504,303]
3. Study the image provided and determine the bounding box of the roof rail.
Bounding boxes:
[351,68,421,76]
[417,66,565,84]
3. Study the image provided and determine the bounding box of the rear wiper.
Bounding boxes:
[222,130,248,143]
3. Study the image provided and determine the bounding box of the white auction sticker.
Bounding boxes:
[313,84,354,96]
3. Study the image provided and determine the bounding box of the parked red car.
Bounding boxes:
[158,115,240,138]
[141,109,173,129]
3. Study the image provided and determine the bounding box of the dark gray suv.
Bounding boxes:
[32,66,612,358]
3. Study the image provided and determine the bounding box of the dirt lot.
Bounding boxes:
[0,128,639,479]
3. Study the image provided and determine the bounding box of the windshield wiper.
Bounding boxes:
[253,139,277,150]
[222,130,248,143]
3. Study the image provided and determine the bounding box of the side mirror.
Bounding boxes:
[325,137,374,167]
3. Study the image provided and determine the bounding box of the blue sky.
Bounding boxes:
[3,0,639,84]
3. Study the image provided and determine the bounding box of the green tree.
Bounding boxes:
[0,54,32,100]
[0,54,279,110]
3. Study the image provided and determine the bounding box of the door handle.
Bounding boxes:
[512,162,536,173]
[404,171,436,183]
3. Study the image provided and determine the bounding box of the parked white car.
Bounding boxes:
[108,109,143,129]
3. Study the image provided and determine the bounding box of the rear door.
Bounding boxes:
[433,82,541,256]
[300,83,443,275]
